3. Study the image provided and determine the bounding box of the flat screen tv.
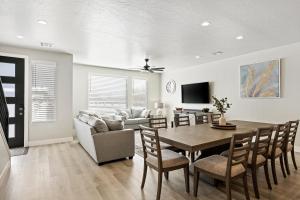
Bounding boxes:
[181,82,210,103]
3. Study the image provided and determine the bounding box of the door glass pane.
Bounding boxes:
[0,62,15,77]
[2,83,15,97]
[7,104,15,117]
[9,124,15,138]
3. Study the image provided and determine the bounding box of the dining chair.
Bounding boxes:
[139,125,190,200]
[195,114,209,124]
[211,113,221,123]
[248,127,273,198]
[268,123,288,185]
[149,117,186,159]
[194,132,254,200]
[283,120,299,175]
[174,114,190,127]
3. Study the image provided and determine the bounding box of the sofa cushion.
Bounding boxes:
[124,119,139,125]
[78,113,90,123]
[116,109,132,119]
[131,107,145,118]
[137,118,149,124]
[104,119,124,131]
[88,116,109,133]
[140,109,151,118]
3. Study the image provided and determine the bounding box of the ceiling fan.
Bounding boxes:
[130,58,165,73]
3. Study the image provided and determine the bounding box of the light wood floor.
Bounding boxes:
[1,142,300,200]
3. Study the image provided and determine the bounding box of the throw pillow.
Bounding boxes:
[78,113,90,123]
[88,116,109,133]
[140,109,151,118]
[119,110,129,120]
[131,107,145,118]
[104,119,124,131]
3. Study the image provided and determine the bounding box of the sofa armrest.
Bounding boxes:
[92,129,135,163]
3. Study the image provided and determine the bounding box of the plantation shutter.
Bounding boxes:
[31,61,56,122]
[88,75,127,112]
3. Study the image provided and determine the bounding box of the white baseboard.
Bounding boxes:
[0,161,10,191]
[294,146,300,153]
[28,137,73,147]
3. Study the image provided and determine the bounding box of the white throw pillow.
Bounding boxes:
[78,113,90,123]
[131,107,145,118]
[140,109,151,118]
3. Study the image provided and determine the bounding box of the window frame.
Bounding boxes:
[87,73,129,111]
[132,78,148,108]
[31,60,57,123]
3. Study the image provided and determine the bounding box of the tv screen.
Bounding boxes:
[181,82,210,103]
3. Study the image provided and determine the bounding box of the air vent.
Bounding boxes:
[40,42,54,48]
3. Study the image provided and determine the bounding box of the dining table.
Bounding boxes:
[158,120,274,162]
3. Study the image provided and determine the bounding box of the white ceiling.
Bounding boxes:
[1,0,300,71]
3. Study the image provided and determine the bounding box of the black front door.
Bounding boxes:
[0,56,25,148]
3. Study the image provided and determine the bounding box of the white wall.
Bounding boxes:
[73,63,161,116]
[162,42,300,147]
[0,44,73,145]
[0,125,10,184]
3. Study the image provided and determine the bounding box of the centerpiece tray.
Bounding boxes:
[210,122,237,130]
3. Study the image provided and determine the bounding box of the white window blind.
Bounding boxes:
[88,75,127,112]
[31,62,56,122]
[132,79,147,107]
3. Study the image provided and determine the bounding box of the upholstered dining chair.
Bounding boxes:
[268,123,288,185]
[194,132,254,200]
[174,114,190,127]
[195,114,209,124]
[283,120,299,175]
[248,127,273,198]
[149,117,186,160]
[211,113,221,123]
[139,125,190,200]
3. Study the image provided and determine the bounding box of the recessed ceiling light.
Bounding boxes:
[37,19,47,25]
[16,35,24,39]
[201,21,211,27]
[236,35,244,40]
[195,56,200,59]
[213,51,224,56]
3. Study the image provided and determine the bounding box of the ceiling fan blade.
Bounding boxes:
[151,67,165,70]
[149,69,154,73]
[152,69,164,72]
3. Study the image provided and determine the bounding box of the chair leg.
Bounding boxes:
[184,166,190,193]
[264,162,272,190]
[225,179,232,200]
[156,171,163,200]
[284,151,290,175]
[191,152,195,162]
[291,149,298,170]
[141,162,148,189]
[193,170,199,197]
[279,155,286,178]
[164,172,169,180]
[251,167,259,199]
[243,174,250,200]
[271,158,278,185]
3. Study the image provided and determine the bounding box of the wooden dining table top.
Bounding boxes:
[158,120,274,152]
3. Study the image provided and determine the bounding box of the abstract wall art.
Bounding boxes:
[240,59,280,98]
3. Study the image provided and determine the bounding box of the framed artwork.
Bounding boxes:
[240,59,280,98]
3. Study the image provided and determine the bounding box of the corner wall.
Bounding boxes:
[162,42,300,147]
[0,44,73,145]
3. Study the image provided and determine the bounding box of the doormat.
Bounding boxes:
[10,147,29,157]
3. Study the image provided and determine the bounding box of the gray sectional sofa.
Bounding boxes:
[74,118,135,165]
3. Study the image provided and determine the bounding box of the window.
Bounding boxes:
[132,79,147,107]
[31,62,56,122]
[88,75,127,112]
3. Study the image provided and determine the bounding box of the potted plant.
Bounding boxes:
[212,96,232,125]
